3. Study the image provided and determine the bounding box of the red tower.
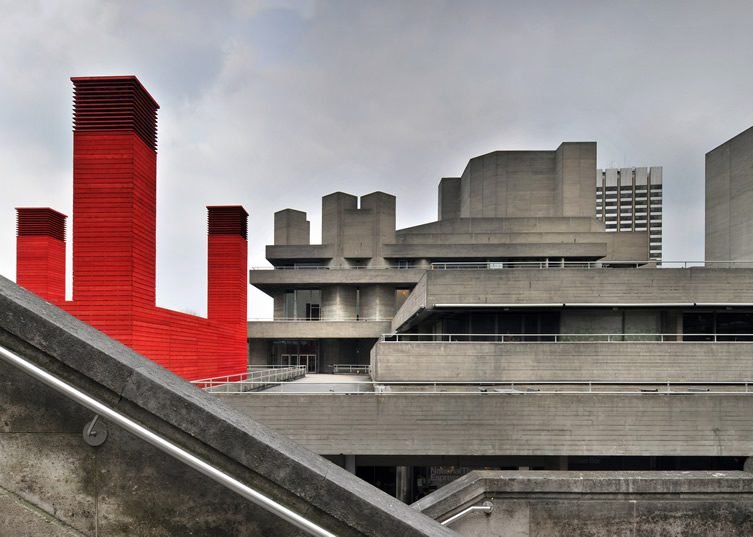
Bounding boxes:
[15,76,248,381]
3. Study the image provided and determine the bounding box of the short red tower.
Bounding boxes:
[16,208,67,304]
[15,76,248,381]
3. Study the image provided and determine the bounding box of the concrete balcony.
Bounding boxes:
[370,340,753,382]
[249,268,424,292]
[248,319,391,339]
[391,267,753,331]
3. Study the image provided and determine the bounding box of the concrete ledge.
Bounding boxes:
[413,470,753,536]
[249,320,391,339]
[371,341,753,382]
[220,393,753,456]
[250,268,424,289]
[0,276,456,536]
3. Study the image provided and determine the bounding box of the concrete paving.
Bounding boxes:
[263,373,373,393]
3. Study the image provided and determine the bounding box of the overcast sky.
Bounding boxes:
[1,0,752,318]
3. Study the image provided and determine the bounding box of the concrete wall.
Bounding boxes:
[456,144,596,220]
[274,209,310,245]
[392,273,427,330]
[460,151,558,218]
[221,392,753,457]
[370,340,753,382]
[438,178,461,220]
[0,276,454,537]
[414,470,753,537]
[320,191,396,266]
[248,337,271,366]
[249,320,390,339]
[393,268,753,330]
[706,126,753,263]
[554,142,596,218]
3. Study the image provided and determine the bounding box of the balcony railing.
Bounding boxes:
[192,366,307,392]
[251,260,753,271]
[201,379,753,395]
[380,333,753,343]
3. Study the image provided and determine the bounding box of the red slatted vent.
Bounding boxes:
[207,206,248,239]
[16,208,67,241]
[71,76,160,151]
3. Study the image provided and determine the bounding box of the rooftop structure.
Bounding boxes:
[706,126,753,265]
[14,77,249,381]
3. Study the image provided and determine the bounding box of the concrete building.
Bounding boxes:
[706,126,753,265]
[250,142,650,372]
[241,138,753,513]
[596,166,663,261]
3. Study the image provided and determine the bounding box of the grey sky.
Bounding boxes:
[1,0,752,318]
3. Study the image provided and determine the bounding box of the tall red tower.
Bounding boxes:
[70,76,159,345]
[15,76,248,381]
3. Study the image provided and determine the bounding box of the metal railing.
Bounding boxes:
[0,343,335,537]
[380,333,753,343]
[441,501,494,526]
[330,364,371,375]
[428,260,748,270]
[250,260,753,271]
[248,317,391,322]
[251,265,421,270]
[206,379,753,395]
[192,366,307,393]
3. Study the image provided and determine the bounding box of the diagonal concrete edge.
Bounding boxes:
[0,276,458,537]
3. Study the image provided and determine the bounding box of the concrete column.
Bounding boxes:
[396,465,412,503]
[272,290,286,320]
[345,455,356,474]
[360,285,396,320]
[744,458,753,473]
[321,286,357,320]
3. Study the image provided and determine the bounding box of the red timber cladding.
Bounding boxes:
[72,131,156,308]
[16,208,67,305]
[14,76,249,381]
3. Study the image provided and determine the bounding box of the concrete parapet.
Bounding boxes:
[249,319,390,339]
[221,392,753,457]
[413,470,753,536]
[370,340,753,382]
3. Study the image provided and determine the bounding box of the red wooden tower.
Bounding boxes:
[16,76,248,381]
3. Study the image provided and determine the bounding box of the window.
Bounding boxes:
[395,289,411,310]
[283,289,321,320]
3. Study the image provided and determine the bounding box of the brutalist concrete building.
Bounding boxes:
[249,142,652,372]
[242,135,753,512]
[706,126,753,265]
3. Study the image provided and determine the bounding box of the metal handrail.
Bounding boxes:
[331,364,371,374]
[0,343,336,537]
[441,501,493,526]
[380,333,753,343]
